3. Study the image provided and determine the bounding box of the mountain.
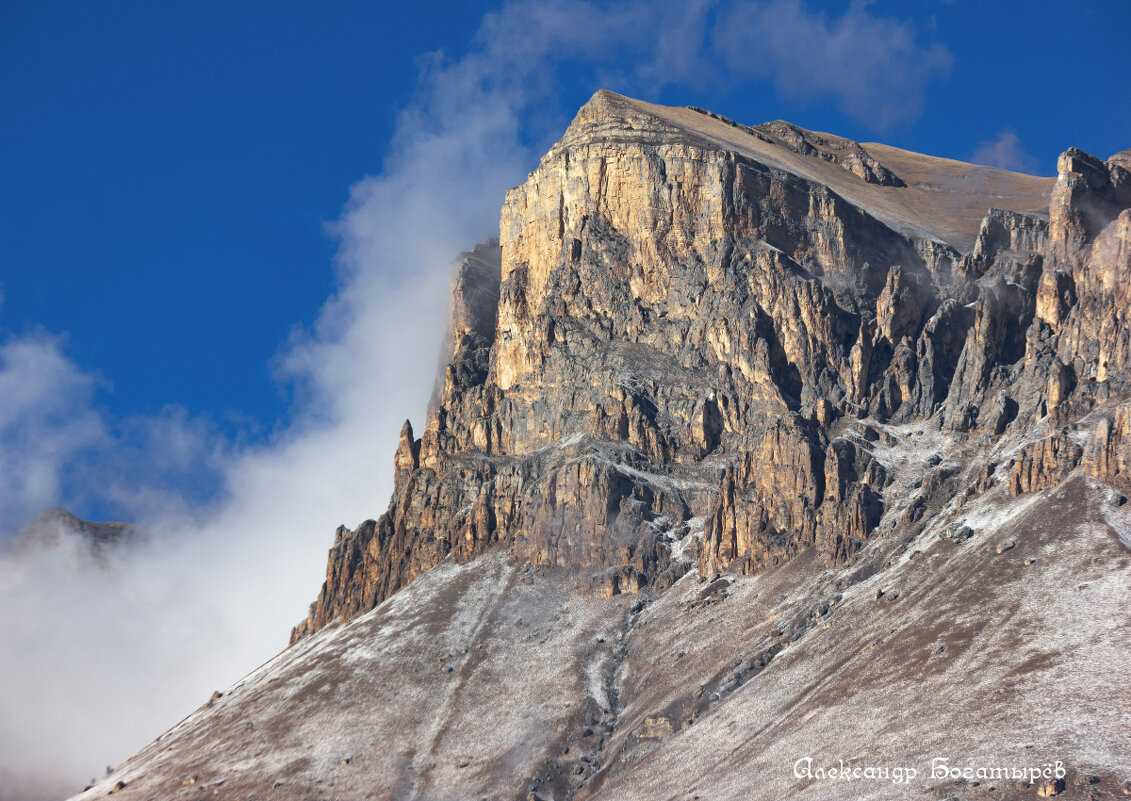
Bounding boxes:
[8,508,138,560]
[71,91,1131,801]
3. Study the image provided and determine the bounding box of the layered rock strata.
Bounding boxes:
[292,90,1131,642]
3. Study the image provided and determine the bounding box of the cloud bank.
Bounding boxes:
[971,129,1041,175]
[714,0,952,130]
[0,1,952,796]
[0,333,107,534]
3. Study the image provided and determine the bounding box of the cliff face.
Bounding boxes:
[292,90,1131,643]
[77,92,1131,801]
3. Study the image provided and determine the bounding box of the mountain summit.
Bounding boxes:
[74,91,1131,801]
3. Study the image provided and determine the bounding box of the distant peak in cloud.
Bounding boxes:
[970,129,1041,175]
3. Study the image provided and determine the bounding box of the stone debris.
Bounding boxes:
[1038,778,1066,796]
[940,521,975,543]
[635,716,673,739]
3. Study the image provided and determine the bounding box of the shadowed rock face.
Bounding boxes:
[74,90,1131,801]
[291,90,1130,644]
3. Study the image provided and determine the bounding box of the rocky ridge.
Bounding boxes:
[72,90,1131,801]
[291,90,1129,643]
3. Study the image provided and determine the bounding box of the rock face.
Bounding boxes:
[292,90,1129,644]
[77,91,1131,801]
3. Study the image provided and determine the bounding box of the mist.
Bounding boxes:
[0,2,951,796]
[971,129,1040,175]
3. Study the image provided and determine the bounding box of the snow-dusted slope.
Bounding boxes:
[74,449,1131,800]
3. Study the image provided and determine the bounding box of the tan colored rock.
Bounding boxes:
[1037,778,1065,797]
[635,716,673,739]
[1010,434,1083,495]
[292,91,1131,642]
[1035,269,1076,331]
[1046,360,1073,413]
[1083,403,1131,489]
[393,420,419,488]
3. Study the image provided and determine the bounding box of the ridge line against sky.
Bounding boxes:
[0,0,964,535]
[1,1,1128,538]
[0,1,1129,797]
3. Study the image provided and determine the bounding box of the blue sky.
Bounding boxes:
[2,0,1129,530]
[1,1,1130,789]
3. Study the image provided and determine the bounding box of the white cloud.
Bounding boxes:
[0,1,958,795]
[713,0,952,130]
[971,129,1040,175]
[0,332,108,534]
[0,3,556,790]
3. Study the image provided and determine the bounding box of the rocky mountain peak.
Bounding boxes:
[73,91,1131,801]
[9,507,137,559]
[288,92,1130,646]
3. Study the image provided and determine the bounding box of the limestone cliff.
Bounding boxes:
[79,91,1131,801]
[291,90,1131,642]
